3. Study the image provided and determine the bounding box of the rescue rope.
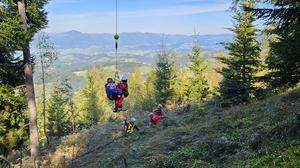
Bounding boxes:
[114,0,120,80]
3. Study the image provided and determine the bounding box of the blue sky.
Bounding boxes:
[46,0,233,35]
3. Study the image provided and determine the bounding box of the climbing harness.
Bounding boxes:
[126,122,134,134]
[114,0,120,81]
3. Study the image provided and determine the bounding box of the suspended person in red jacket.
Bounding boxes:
[114,75,129,112]
[149,104,165,125]
[105,76,129,112]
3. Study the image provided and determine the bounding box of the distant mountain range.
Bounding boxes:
[43,30,234,51]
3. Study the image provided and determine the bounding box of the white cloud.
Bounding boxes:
[124,3,230,17]
[46,1,231,34]
[49,2,230,20]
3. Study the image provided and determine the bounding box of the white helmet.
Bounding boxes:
[130,117,136,123]
[121,75,128,81]
[158,104,163,109]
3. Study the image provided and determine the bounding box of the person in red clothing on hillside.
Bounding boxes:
[114,75,129,111]
[105,75,129,112]
[149,104,165,125]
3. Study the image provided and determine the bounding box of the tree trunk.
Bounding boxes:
[41,59,49,145]
[71,102,76,133]
[24,46,40,163]
[18,0,40,161]
[123,156,128,168]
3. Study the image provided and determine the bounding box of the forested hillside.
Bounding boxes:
[0,0,299,167]
[16,84,300,167]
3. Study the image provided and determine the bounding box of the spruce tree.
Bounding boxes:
[0,50,24,87]
[219,0,261,105]
[143,70,157,111]
[187,41,210,102]
[235,0,300,88]
[0,3,28,156]
[78,67,113,127]
[173,68,190,105]
[0,2,26,86]
[0,85,28,156]
[128,69,146,112]
[257,0,300,88]
[67,100,78,133]
[155,38,175,104]
[47,80,73,138]
[265,26,300,88]
[1,0,49,159]
[81,68,101,127]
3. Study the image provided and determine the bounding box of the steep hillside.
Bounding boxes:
[17,86,300,168]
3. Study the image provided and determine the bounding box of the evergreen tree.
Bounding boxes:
[0,2,26,86]
[128,69,146,113]
[77,67,113,128]
[1,0,49,159]
[265,26,300,88]
[142,70,157,111]
[0,85,28,156]
[0,53,24,86]
[80,68,102,127]
[47,79,73,138]
[187,42,210,102]
[67,100,78,133]
[0,3,28,157]
[84,72,100,126]
[237,0,300,88]
[218,0,261,105]
[259,0,300,88]
[155,38,175,104]
[173,68,190,105]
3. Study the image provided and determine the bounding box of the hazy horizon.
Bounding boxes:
[46,29,234,36]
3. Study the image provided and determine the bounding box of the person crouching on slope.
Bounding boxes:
[149,104,165,125]
[124,117,139,136]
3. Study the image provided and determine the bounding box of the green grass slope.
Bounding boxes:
[17,86,300,168]
[152,86,300,168]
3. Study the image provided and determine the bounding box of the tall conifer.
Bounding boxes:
[1,0,49,159]
[47,80,73,137]
[235,0,300,88]
[219,0,261,105]
[187,36,210,102]
[81,68,102,127]
[155,37,175,104]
